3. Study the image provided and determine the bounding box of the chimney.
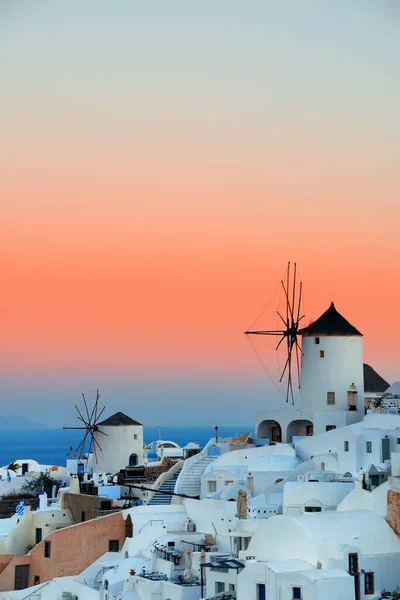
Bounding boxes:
[387,476,400,535]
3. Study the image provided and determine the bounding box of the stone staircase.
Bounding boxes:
[174,455,216,498]
[148,468,182,506]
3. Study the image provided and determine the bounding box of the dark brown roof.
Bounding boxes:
[300,302,362,337]
[97,412,142,426]
[363,364,390,393]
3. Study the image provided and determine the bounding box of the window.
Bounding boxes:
[306,424,313,436]
[319,350,325,358]
[314,337,320,344]
[109,540,119,552]
[304,506,321,513]
[225,480,234,486]
[326,425,336,431]
[348,552,358,575]
[35,528,42,544]
[321,462,325,471]
[134,434,137,440]
[327,392,335,405]
[216,582,225,594]
[364,572,374,594]
[366,441,372,453]
[256,583,266,600]
[208,480,217,493]
[397,438,400,445]
[292,587,302,599]
[34,576,40,585]
[81,511,86,522]
[229,584,236,591]
[44,541,51,558]
[344,441,349,452]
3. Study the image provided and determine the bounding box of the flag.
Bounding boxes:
[6,470,11,483]
[16,499,24,518]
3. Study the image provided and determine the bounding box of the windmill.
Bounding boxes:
[245,262,304,404]
[63,390,107,465]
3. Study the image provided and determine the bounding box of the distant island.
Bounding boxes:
[0,415,47,430]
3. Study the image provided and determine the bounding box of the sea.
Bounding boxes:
[0,426,253,468]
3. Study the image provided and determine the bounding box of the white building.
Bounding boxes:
[94,412,144,474]
[237,510,400,600]
[295,413,400,480]
[201,444,299,499]
[255,302,366,442]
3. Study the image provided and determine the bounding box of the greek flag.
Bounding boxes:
[16,499,24,517]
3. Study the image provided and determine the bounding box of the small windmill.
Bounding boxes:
[245,262,304,404]
[63,390,107,464]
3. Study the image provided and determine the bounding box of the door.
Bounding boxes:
[21,463,29,476]
[14,564,29,590]
[382,438,390,462]
[256,583,266,600]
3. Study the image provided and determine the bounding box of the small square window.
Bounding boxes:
[344,441,349,451]
[327,392,335,405]
[292,587,302,599]
[366,441,372,453]
[44,541,51,558]
[208,480,217,493]
[319,350,325,358]
[314,337,320,344]
[326,425,336,431]
[109,539,119,552]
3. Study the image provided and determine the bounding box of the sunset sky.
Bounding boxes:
[1,1,399,426]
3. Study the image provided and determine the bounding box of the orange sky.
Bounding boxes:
[0,1,399,424]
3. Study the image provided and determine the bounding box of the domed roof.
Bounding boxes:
[300,302,362,337]
[97,412,142,426]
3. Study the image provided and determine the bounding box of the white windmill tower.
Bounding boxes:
[94,412,143,474]
[64,393,144,475]
[246,265,365,442]
[299,301,364,433]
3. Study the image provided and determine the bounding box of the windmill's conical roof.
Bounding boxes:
[97,412,142,426]
[300,302,362,337]
[363,364,390,393]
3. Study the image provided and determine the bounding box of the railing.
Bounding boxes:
[139,519,164,533]
[94,507,123,518]
[19,580,51,600]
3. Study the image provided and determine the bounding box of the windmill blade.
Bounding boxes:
[88,398,97,426]
[75,405,88,427]
[93,436,103,453]
[279,355,290,382]
[82,393,91,423]
[93,440,98,466]
[95,427,108,437]
[291,262,297,324]
[93,405,106,425]
[85,435,94,467]
[277,311,287,328]
[296,281,303,324]
[244,330,286,336]
[295,343,301,389]
[281,278,295,322]
[75,429,90,457]
[275,335,286,351]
